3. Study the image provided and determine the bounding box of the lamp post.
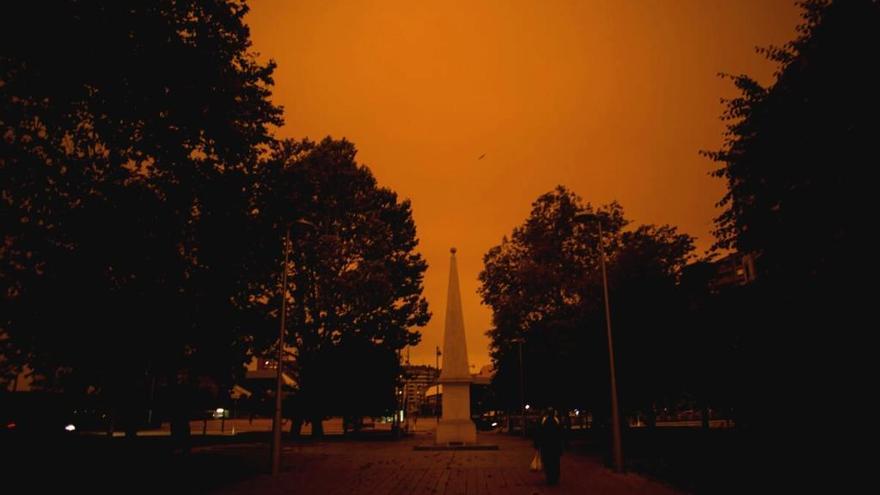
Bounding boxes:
[435,345,441,423]
[272,218,314,477]
[574,212,624,473]
[511,337,526,437]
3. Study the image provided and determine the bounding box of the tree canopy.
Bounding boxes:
[705,0,878,426]
[479,186,694,420]
[255,137,431,431]
[707,1,877,287]
[703,2,878,481]
[1,0,282,427]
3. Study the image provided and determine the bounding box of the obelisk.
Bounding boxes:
[436,247,477,444]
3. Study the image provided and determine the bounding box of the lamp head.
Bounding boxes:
[573,212,600,224]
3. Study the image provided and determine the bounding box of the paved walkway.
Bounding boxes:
[211,429,684,495]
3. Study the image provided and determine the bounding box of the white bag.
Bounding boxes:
[530,450,543,471]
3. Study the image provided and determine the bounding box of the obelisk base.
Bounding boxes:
[436,419,477,445]
[436,381,476,444]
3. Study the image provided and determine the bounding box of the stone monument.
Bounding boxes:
[435,247,477,445]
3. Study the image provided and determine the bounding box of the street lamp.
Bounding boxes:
[511,337,526,437]
[435,346,441,424]
[574,212,624,473]
[272,218,315,477]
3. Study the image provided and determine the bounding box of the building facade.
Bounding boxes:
[402,364,439,417]
[710,252,757,290]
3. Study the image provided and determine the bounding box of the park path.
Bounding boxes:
[211,429,685,495]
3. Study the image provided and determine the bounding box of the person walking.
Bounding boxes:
[534,407,564,485]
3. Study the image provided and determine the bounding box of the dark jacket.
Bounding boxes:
[533,413,564,457]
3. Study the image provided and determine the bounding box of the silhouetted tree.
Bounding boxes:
[255,137,430,436]
[1,0,282,436]
[707,0,878,402]
[479,187,694,425]
[704,0,878,484]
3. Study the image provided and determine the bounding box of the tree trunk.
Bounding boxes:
[122,397,139,439]
[124,423,138,438]
[701,403,711,430]
[106,409,116,438]
[288,415,303,438]
[170,380,192,454]
[310,415,324,437]
[171,417,191,454]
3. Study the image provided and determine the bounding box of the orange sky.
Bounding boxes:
[246,0,800,371]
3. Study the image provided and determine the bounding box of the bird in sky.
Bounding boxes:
[478,153,486,160]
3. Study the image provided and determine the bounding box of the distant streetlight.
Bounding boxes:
[574,212,624,473]
[511,337,526,437]
[272,218,315,477]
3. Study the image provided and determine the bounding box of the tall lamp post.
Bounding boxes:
[511,337,526,437]
[574,212,624,473]
[272,218,315,477]
[435,345,441,424]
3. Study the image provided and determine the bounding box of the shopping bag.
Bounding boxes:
[530,451,543,471]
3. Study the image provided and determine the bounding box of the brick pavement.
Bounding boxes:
[210,429,684,495]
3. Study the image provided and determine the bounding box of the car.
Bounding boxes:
[473,411,505,431]
[1,392,80,436]
[676,409,701,421]
[1,391,118,437]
